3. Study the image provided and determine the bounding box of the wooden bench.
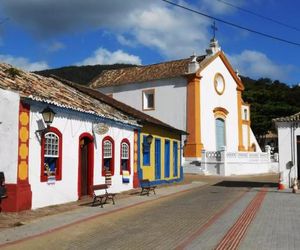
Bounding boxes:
[91,184,116,208]
[140,179,157,196]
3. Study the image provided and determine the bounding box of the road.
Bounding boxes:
[1,175,282,250]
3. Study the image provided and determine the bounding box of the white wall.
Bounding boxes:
[99,77,187,131]
[250,128,261,152]
[199,57,239,151]
[242,125,248,149]
[277,122,299,187]
[29,103,135,209]
[0,89,19,184]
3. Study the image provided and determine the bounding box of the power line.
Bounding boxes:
[161,0,300,47]
[217,0,300,32]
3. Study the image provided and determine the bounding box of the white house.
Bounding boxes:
[274,112,300,187]
[90,38,274,176]
[0,64,140,211]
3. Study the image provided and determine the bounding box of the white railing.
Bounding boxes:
[202,146,272,164]
[200,146,278,176]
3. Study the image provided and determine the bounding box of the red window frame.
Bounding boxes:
[102,136,115,176]
[120,138,131,175]
[40,127,63,182]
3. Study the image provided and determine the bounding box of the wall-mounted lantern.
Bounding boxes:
[146,134,153,145]
[41,106,56,128]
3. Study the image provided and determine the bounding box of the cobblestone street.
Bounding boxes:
[3,174,299,250]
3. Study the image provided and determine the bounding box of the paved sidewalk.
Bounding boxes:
[182,187,300,250]
[240,189,300,250]
[0,181,206,246]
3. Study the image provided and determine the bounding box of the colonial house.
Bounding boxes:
[0,64,184,212]
[89,38,274,176]
[57,79,184,186]
[274,112,300,187]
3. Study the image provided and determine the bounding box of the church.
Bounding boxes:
[90,38,261,166]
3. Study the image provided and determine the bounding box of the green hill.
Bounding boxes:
[35,64,136,85]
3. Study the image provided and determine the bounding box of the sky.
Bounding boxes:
[0,0,299,85]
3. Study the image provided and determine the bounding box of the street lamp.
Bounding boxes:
[41,106,56,128]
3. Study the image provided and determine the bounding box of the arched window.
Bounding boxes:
[41,127,62,182]
[120,139,130,174]
[215,118,226,151]
[102,136,114,176]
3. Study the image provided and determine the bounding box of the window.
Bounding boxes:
[120,139,130,174]
[102,136,114,176]
[143,135,151,166]
[244,108,248,120]
[142,89,155,110]
[41,127,62,182]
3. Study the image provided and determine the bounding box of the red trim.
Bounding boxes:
[40,127,63,182]
[77,133,94,198]
[120,138,131,175]
[102,136,115,176]
[1,183,32,212]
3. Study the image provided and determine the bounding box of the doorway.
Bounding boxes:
[78,133,94,197]
[164,140,170,178]
[216,118,226,151]
[155,138,161,180]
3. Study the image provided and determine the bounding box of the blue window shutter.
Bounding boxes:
[143,136,150,165]
[173,142,178,177]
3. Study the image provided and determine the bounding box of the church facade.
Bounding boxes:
[90,39,261,162]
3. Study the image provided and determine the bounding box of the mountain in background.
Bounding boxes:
[35,64,300,146]
[35,64,136,85]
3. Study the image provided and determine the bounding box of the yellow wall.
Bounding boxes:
[140,124,181,181]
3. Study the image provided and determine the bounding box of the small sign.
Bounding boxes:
[47,176,56,185]
[93,123,109,135]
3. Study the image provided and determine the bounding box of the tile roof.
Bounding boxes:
[53,75,187,135]
[0,63,139,127]
[90,55,206,88]
[273,112,300,122]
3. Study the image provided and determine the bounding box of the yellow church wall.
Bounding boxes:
[139,124,182,183]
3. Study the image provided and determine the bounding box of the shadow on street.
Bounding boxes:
[213,180,277,188]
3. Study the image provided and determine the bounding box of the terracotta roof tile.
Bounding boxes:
[53,75,187,135]
[0,63,139,126]
[273,112,300,122]
[90,56,206,88]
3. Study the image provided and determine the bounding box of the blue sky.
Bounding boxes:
[0,0,299,85]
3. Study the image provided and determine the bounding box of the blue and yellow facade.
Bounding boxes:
[136,124,183,186]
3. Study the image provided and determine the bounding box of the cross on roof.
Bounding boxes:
[211,21,218,39]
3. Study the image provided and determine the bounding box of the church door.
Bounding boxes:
[216,118,226,151]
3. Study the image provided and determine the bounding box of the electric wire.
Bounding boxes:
[161,0,300,47]
[217,0,300,32]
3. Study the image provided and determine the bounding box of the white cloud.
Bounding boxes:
[77,48,141,66]
[200,0,246,15]
[0,54,49,71]
[124,3,210,59]
[228,50,294,81]
[47,41,65,52]
[1,0,212,59]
